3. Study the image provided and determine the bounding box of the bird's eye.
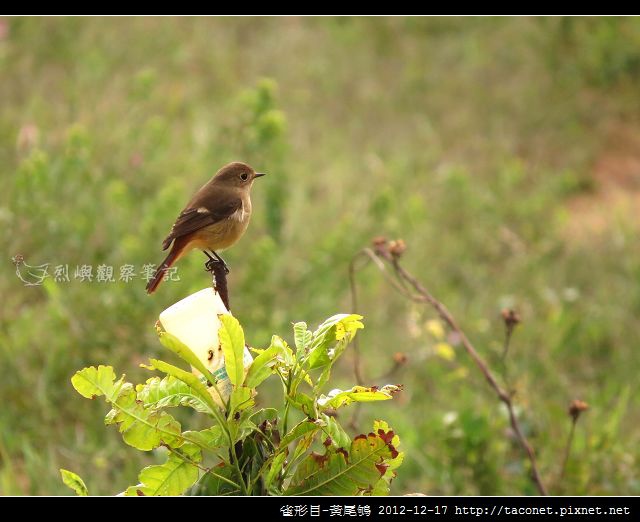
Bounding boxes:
[240,172,249,181]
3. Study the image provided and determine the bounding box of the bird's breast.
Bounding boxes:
[191,199,251,251]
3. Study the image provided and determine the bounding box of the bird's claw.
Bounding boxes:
[205,258,230,274]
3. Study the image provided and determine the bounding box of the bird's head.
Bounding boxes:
[213,162,265,190]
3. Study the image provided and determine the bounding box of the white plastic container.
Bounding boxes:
[158,288,253,407]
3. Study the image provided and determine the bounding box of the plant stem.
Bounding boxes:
[353,245,549,496]
[502,324,514,360]
[230,443,250,495]
[282,372,293,436]
[560,418,577,481]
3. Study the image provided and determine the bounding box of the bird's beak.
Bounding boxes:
[254,172,266,178]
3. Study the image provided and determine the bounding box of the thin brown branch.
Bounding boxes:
[359,241,548,496]
[347,248,416,430]
[207,261,230,310]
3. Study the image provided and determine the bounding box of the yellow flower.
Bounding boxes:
[435,342,455,361]
[426,319,445,340]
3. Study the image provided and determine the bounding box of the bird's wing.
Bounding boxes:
[161,197,242,250]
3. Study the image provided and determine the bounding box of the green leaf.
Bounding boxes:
[60,469,88,496]
[289,392,316,417]
[237,436,265,489]
[285,422,401,496]
[232,411,258,444]
[373,419,400,447]
[306,326,334,369]
[306,314,364,371]
[229,386,254,418]
[317,385,401,410]
[269,335,297,384]
[245,344,279,388]
[182,426,225,451]
[280,419,322,448]
[320,415,351,449]
[229,407,279,443]
[147,358,219,414]
[273,335,295,366]
[293,322,312,360]
[264,451,287,491]
[125,443,201,496]
[104,385,183,451]
[157,330,218,388]
[193,463,241,496]
[72,366,182,451]
[290,430,317,469]
[71,365,121,400]
[137,375,213,414]
[333,314,365,341]
[371,420,404,495]
[218,314,246,387]
[250,408,279,425]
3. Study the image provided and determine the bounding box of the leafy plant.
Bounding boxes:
[62,313,403,496]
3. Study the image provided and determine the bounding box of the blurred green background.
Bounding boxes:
[1,16,639,495]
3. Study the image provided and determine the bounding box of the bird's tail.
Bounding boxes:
[146,238,187,294]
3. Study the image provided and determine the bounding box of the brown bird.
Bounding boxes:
[146,162,265,294]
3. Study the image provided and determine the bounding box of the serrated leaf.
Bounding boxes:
[218,314,245,387]
[245,344,279,388]
[306,314,364,372]
[71,365,121,400]
[286,423,401,496]
[147,358,220,414]
[157,331,218,388]
[72,366,182,451]
[125,443,201,496]
[105,385,183,451]
[182,426,225,450]
[317,385,401,410]
[293,322,312,360]
[60,469,88,496]
[269,335,296,384]
[250,408,279,425]
[137,375,212,414]
[272,335,294,366]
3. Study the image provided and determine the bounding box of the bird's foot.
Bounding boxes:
[205,259,229,274]
[204,251,230,274]
[205,258,216,272]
